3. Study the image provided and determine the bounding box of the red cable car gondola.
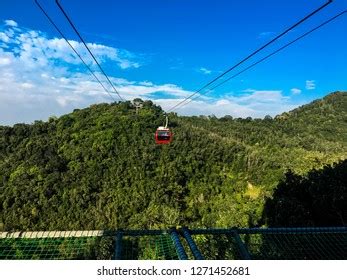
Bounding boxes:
[155,115,173,144]
[155,127,172,144]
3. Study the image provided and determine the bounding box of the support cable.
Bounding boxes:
[34,0,117,101]
[181,10,347,108]
[167,0,333,112]
[55,0,124,101]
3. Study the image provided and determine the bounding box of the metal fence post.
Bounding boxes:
[181,227,204,260]
[232,230,252,260]
[169,228,188,260]
[114,230,123,260]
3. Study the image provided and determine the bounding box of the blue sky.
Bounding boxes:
[0,0,346,124]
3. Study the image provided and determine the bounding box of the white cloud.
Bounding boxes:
[85,43,141,69]
[306,80,316,90]
[156,98,255,117]
[291,88,302,95]
[156,97,300,119]
[239,89,287,102]
[4,19,18,27]
[139,81,154,86]
[0,22,145,124]
[116,83,193,98]
[155,89,300,118]
[0,23,141,70]
[258,31,275,39]
[0,32,10,43]
[0,21,302,125]
[198,67,212,75]
[56,95,83,107]
[0,57,11,65]
[20,82,34,89]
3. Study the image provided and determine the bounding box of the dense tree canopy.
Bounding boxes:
[263,159,347,227]
[0,92,346,231]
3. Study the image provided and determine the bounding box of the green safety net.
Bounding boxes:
[241,232,347,260]
[0,232,179,260]
[0,236,115,260]
[189,234,242,260]
[1,228,346,260]
[190,229,347,260]
[120,234,179,260]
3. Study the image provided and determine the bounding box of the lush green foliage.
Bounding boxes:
[0,92,346,231]
[263,159,347,227]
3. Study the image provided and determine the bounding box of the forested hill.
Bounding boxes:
[0,91,346,231]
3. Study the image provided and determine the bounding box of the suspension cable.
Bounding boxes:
[180,10,347,109]
[167,0,333,112]
[55,0,124,101]
[35,0,117,101]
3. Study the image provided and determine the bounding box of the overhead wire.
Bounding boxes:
[181,10,347,109]
[166,0,333,112]
[55,0,124,101]
[34,0,117,102]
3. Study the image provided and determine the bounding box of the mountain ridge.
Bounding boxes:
[0,91,346,231]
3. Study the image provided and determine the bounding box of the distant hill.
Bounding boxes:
[0,92,346,231]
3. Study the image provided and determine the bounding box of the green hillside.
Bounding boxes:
[0,92,346,231]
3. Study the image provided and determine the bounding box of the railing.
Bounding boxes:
[1,227,346,260]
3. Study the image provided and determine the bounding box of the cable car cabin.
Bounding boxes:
[155,126,172,144]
